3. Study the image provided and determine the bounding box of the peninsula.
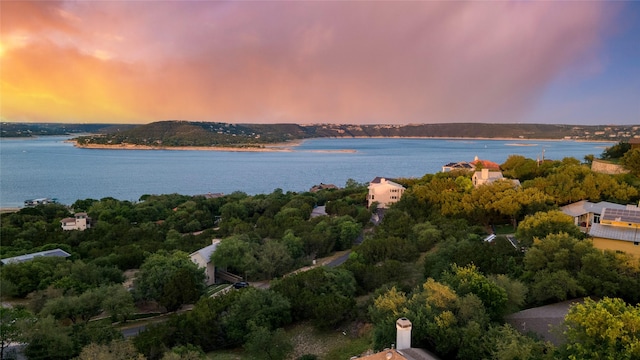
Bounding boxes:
[5,121,638,149]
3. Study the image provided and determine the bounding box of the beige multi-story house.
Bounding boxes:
[472,168,505,187]
[189,239,221,286]
[60,212,91,231]
[367,177,405,209]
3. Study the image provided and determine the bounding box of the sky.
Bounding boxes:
[1,1,638,125]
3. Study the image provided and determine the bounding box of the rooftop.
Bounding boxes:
[189,239,221,261]
[1,248,71,265]
[560,200,628,217]
[589,223,640,243]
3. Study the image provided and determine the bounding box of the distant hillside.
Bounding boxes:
[0,123,135,137]
[70,121,639,147]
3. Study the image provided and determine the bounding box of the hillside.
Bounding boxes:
[12,121,639,146]
[0,123,135,137]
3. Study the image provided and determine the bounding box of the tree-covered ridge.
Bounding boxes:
[2,156,640,359]
[0,123,135,137]
[69,121,640,147]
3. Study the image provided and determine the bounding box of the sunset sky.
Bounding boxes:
[1,1,638,125]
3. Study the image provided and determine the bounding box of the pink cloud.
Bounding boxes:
[1,1,616,124]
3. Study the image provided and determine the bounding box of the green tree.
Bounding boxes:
[41,287,105,324]
[133,251,205,311]
[161,344,204,360]
[76,340,145,360]
[442,264,508,321]
[101,285,136,323]
[210,236,255,277]
[0,306,33,360]
[529,270,584,305]
[0,257,67,297]
[21,315,75,360]
[516,210,583,247]
[256,240,293,279]
[244,325,292,360]
[601,141,631,160]
[271,267,355,329]
[222,288,291,345]
[621,149,640,176]
[561,297,640,360]
[410,222,443,252]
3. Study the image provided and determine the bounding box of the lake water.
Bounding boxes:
[0,136,613,208]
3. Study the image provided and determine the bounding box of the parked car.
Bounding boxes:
[233,281,249,289]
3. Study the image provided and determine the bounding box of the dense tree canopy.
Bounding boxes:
[3,156,640,359]
[133,251,205,311]
[561,297,640,360]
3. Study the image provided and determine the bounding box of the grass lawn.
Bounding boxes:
[206,284,232,297]
[206,322,374,360]
[493,224,516,235]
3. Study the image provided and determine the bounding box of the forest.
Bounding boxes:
[70,121,640,148]
[2,146,640,360]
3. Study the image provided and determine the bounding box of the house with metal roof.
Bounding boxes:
[588,207,640,257]
[1,248,71,265]
[505,298,587,346]
[189,239,220,285]
[560,200,629,231]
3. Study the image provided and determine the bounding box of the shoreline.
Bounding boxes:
[67,136,614,152]
[69,139,305,152]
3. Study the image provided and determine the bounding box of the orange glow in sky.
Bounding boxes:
[1,1,638,125]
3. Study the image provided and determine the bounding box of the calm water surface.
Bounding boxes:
[0,136,613,208]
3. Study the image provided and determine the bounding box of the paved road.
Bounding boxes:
[122,325,146,338]
[326,251,351,267]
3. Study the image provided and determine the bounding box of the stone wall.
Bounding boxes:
[591,159,629,175]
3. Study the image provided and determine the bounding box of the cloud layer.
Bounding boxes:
[1,1,619,124]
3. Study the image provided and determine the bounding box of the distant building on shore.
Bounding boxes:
[442,156,500,173]
[310,183,339,192]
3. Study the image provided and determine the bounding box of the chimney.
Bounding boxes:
[481,168,489,178]
[396,318,412,350]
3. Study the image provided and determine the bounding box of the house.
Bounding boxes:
[630,138,640,150]
[189,239,221,286]
[309,183,339,192]
[198,192,224,199]
[471,156,501,170]
[356,318,441,360]
[560,200,629,231]
[505,298,587,345]
[441,161,474,172]
[588,207,640,257]
[367,177,405,209]
[60,212,91,231]
[472,168,503,187]
[1,248,71,265]
[442,156,500,173]
[24,198,56,207]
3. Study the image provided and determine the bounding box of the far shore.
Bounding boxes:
[69,139,305,152]
[67,136,615,152]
